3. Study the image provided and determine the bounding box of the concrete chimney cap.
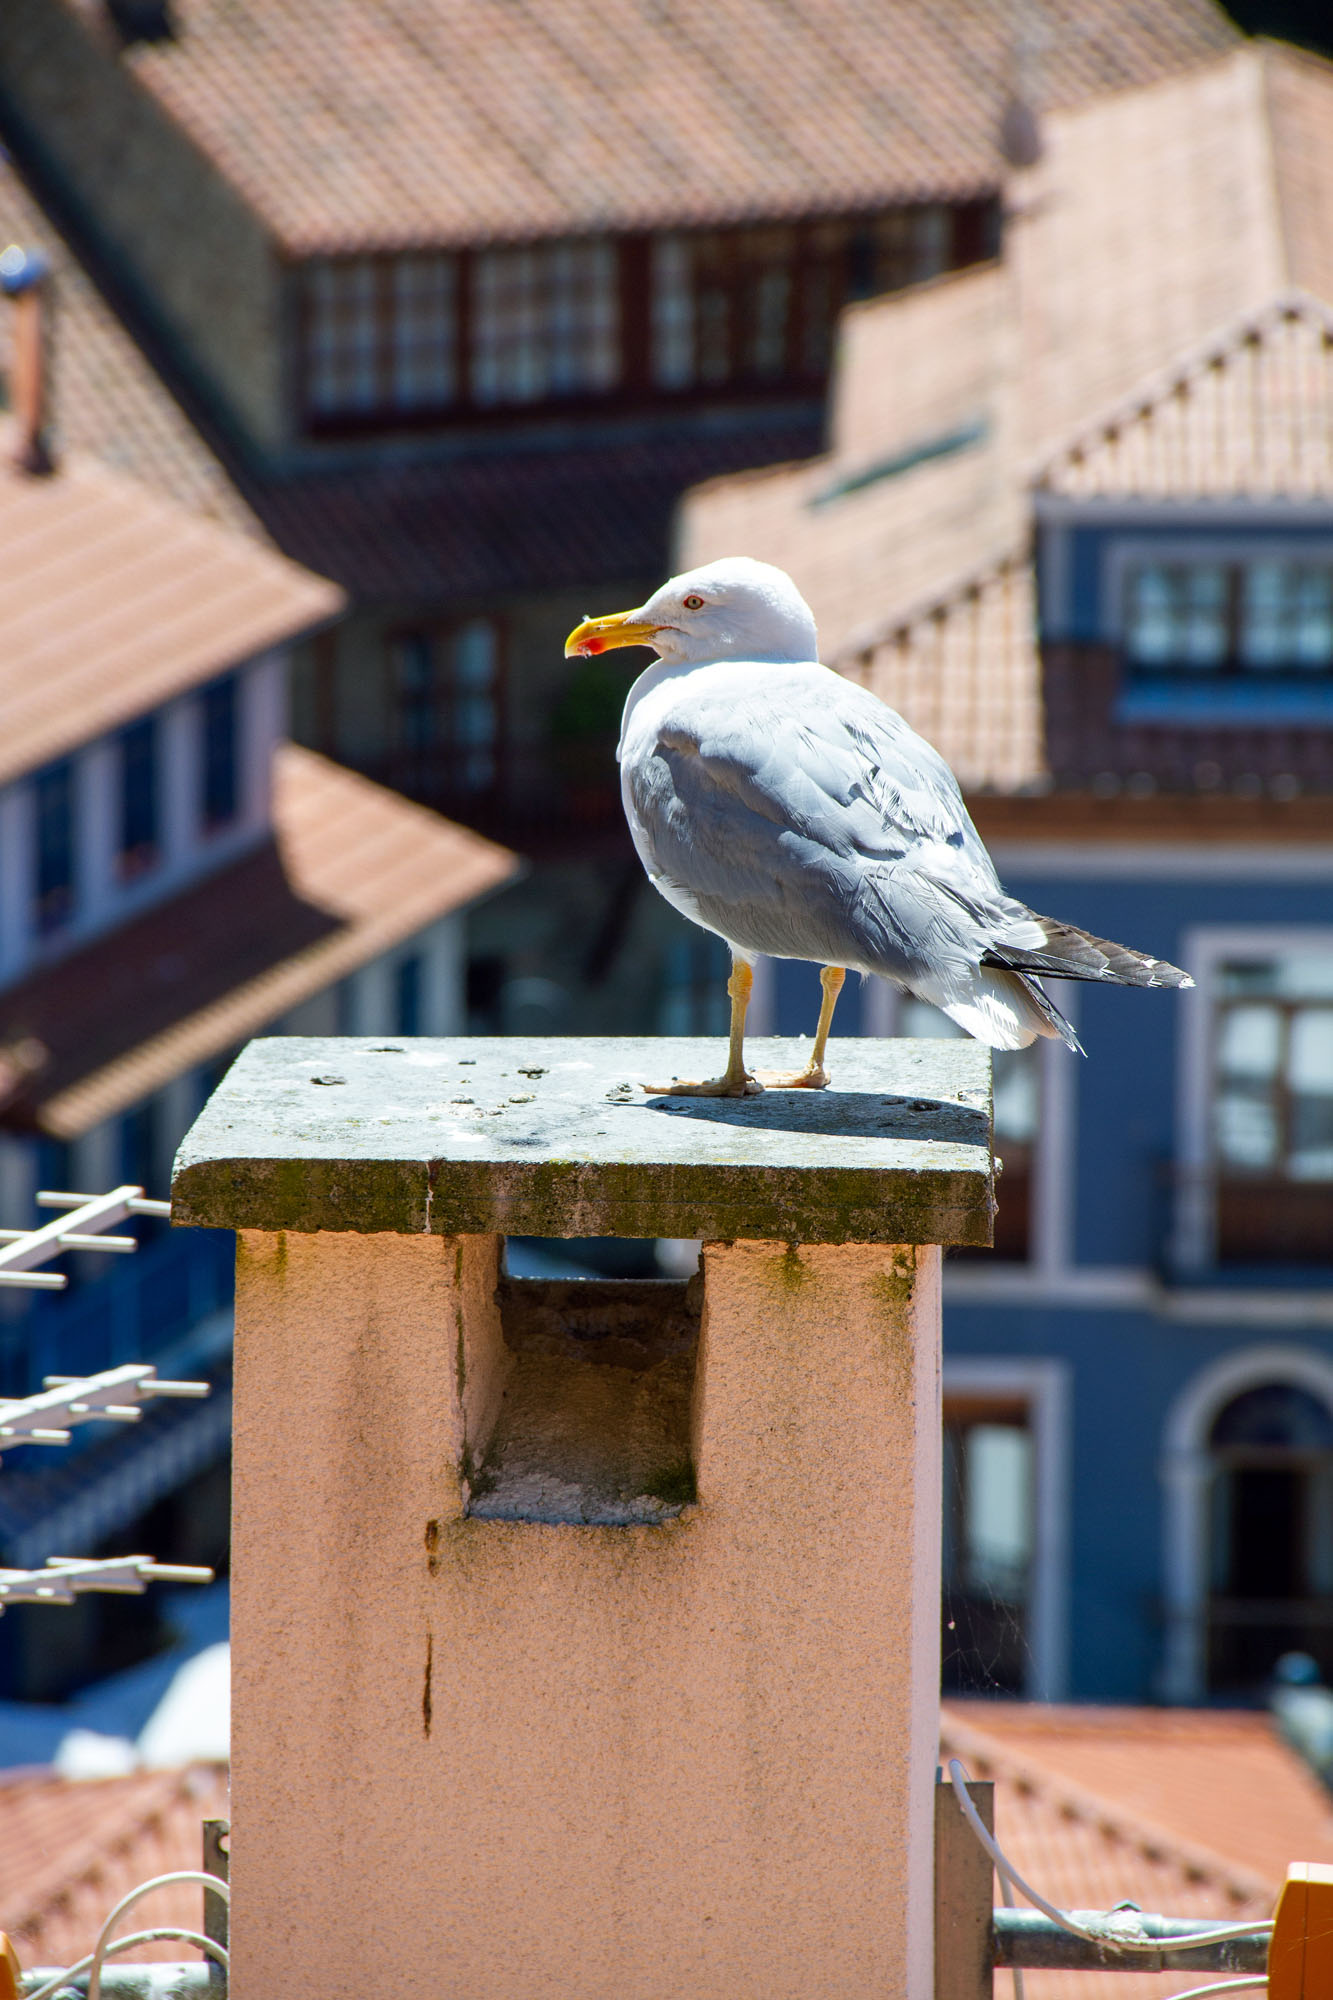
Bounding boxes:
[0,245,51,297]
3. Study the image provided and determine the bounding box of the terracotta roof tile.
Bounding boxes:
[0,152,259,537]
[1038,291,1333,498]
[0,435,342,786]
[258,419,823,601]
[678,43,1333,796]
[0,746,519,1138]
[55,0,1238,254]
[0,1762,227,1972]
[941,1701,1333,2000]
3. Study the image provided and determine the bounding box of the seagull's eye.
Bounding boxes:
[682,594,705,611]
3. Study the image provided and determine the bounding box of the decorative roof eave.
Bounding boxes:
[1031,288,1333,494]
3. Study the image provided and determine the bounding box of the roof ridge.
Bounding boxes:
[939,1707,1278,1906]
[1033,288,1333,486]
[832,541,1031,664]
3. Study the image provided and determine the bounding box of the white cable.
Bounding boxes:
[1160,1982,1268,1999]
[25,1927,227,2000]
[948,1761,1274,1953]
[80,1870,229,2000]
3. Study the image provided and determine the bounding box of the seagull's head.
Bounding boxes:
[565,557,818,668]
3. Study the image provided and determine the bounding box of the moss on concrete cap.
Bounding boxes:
[171,1035,995,1245]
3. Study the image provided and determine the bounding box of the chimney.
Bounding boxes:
[0,245,54,477]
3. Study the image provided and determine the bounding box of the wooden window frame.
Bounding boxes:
[296,201,998,434]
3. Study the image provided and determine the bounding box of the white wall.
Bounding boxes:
[0,650,288,992]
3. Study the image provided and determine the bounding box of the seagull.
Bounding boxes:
[565,557,1191,1098]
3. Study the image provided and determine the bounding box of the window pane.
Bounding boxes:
[1126,564,1228,669]
[390,253,457,409]
[1218,1003,1282,1079]
[1241,563,1333,671]
[1289,1008,1333,1178]
[651,234,695,388]
[118,715,159,878]
[201,676,239,829]
[965,1424,1032,1595]
[396,954,422,1037]
[306,257,381,415]
[391,633,440,750]
[453,621,496,789]
[472,238,619,407]
[1221,955,1333,1001]
[33,760,74,934]
[1211,1383,1333,1450]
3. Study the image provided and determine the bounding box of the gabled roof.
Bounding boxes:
[0,746,520,1138]
[0,433,342,785]
[942,1700,1333,2000]
[677,40,1333,795]
[59,0,1237,254]
[0,145,258,536]
[1038,291,1333,499]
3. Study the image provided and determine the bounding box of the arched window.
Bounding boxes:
[1207,1382,1333,1693]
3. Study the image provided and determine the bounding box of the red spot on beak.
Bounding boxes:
[582,636,605,655]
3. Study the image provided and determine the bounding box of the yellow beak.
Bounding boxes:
[564,609,661,658]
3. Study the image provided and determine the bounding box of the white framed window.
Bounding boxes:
[942,1358,1070,1700]
[1176,927,1333,1269]
[1161,1347,1333,1702]
[1118,548,1333,678]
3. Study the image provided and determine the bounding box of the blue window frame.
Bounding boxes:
[33,760,74,934]
[118,715,159,878]
[201,675,239,830]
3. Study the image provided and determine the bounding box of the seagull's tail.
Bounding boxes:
[931,968,1083,1055]
[981,913,1193,992]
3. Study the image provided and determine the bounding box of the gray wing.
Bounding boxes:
[623,673,1036,979]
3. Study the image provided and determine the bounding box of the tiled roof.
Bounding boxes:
[59,0,1238,254]
[1038,291,1333,498]
[259,420,823,601]
[0,746,519,1138]
[0,432,342,787]
[6,1704,1328,1988]
[841,552,1044,792]
[942,1700,1333,2000]
[0,150,259,537]
[678,41,1333,796]
[0,1761,227,1972]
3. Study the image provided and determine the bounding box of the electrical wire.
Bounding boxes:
[26,1868,230,2000]
[24,1928,228,2000]
[85,1871,230,2000]
[1155,1984,1268,1999]
[947,1761,1274,1953]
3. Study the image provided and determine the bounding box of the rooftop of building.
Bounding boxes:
[0,745,520,1139]
[942,1698,1333,1999]
[58,0,1238,254]
[4,1702,1329,1987]
[0,427,341,785]
[677,39,1333,794]
[0,148,260,537]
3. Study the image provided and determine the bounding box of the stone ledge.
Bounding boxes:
[171,1035,994,1246]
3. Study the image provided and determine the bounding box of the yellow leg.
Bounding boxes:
[756,965,845,1089]
[642,957,763,1097]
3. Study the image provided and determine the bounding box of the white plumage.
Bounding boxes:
[567,558,1190,1095]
